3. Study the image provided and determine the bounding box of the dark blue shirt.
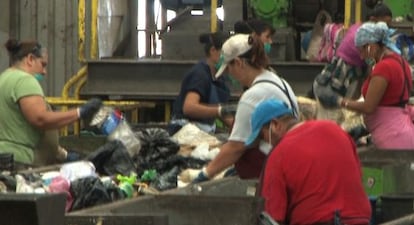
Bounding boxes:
[172,60,230,125]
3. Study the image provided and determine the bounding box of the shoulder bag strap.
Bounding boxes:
[253,79,299,117]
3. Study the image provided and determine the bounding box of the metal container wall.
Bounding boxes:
[67,178,263,225]
[165,177,258,196]
[0,193,66,225]
[380,193,414,223]
[68,195,264,225]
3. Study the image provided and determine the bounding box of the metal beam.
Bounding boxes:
[83,60,324,100]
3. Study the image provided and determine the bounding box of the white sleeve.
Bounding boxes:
[228,100,255,143]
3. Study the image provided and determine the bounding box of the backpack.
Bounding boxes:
[395,34,414,62]
[317,23,344,62]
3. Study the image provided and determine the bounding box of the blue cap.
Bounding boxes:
[245,99,293,146]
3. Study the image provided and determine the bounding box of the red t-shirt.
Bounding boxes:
[361,53,412,106]
[261,120,371,225]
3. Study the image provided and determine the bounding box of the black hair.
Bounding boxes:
[230,35,269,69]
[5,38,42,64]
[367,2,392,19]
[234,19,275,36]
[365,0,379,9]
[199,31,230,56]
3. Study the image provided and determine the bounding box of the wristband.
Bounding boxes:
[217,104,222,117]
[337,97,344,107]
[344,100,349,108]
[76,107,81,118]
[202,167,210,179]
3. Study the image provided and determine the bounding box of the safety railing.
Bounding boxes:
[47,97,156,136]
[47,0,155,136]
[344,0,362,30]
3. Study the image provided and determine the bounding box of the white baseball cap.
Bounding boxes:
[215,34,253,79]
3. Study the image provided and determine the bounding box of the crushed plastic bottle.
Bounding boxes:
[91,106,141,157]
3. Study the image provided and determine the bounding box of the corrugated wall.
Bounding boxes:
[0,1,11,73]
[7,0,80,97]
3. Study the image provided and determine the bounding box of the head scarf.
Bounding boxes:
[355,22,401,54]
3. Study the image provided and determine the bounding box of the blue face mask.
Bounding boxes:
[264,43,272,54]
[215,54,224,70]
[34,73,44,82]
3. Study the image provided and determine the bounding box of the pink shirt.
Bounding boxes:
[336,23,365,67]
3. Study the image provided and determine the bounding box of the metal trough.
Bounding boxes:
[67,195,263,225]
[67,178,263,225]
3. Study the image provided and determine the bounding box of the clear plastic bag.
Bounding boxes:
[108,120,141,157]
[91,106,141,158]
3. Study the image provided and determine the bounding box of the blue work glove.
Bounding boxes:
[192,168,210,184]
[78,98,102,120]
[218,102,238,118]
[315,86,343,108]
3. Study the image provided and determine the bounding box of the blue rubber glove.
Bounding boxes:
[78,98,102,120]
[315,86,342,108]
[192,168,210,184]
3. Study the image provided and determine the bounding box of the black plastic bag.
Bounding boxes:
[70,176,112,211]
[151,166,180,191]
[87,140,136,176]
[152,154,206,173]
[135,128,180,175]
[0,174,16,192]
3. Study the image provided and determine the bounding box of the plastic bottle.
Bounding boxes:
[94,107,141,157]
[101,108,123,135]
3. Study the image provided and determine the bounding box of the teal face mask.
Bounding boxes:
[364,58,376,67]
[264,43,272,54]
[215,54,224,70]
[34,73,44,82]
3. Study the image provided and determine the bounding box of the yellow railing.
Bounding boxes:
[210,0,217,32]
[48,0,156,136]
[344,0,363,30]
[47,97,156,134]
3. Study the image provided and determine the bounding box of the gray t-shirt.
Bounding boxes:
[229,70,299,144]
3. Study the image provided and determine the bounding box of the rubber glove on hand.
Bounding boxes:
[192,169,210,184]
[78,98,102,120]
[179,168,210,184]
[218,103,238,118]
[315,86,342,108]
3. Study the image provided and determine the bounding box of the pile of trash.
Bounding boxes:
[0,160,129,212]
[0,106,227,212]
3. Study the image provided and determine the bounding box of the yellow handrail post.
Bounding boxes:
[69,0,98,135]
[210,0,217,32]
[78,0,86,62]
[344,0,352,29]
[91,0,98,59]
[355,0,362,23]
[60,66,87,136]
[165,101,171,123]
